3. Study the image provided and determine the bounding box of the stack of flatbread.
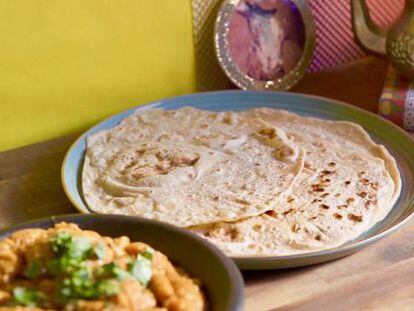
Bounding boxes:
[83,107,401,256]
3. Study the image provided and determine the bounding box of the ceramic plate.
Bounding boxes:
[62,91,414,270]
[0,214,244,310]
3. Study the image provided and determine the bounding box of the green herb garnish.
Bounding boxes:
[59,266,98,299]
[96,279,120,296]
[13,232,154,304]
[128,254,152,287]
[51,232,92,259]
[93,242,106,260]
[96,263,130,281]
[141,250,153,261]
[47,232,93,276]
[59,266,122,299]
[12,287,44,307]
[47,232,126,300]
[24,260,42,279]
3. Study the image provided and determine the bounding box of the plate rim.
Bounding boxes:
[61,90,414,268]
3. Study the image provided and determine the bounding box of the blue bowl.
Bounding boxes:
[62,90,414,269]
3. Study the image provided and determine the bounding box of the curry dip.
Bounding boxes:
[0,223,205,310]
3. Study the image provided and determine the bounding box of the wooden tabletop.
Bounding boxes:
[1,57,413,310]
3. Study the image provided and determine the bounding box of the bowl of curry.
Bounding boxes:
[0,214,243,310]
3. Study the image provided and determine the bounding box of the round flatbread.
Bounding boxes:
[190,108,401,256]
[82,107,305,227]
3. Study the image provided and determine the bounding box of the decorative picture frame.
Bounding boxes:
[215,0,316,91]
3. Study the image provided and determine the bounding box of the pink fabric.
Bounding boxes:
[308,0,405,72]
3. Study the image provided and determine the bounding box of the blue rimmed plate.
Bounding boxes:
[62,91,414,269]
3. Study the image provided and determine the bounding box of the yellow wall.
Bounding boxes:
[0,1,195,151]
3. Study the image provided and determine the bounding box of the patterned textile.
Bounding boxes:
[379,65,414,133]
[309,0,404,72]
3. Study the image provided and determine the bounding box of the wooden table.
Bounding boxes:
[1,57,413,310]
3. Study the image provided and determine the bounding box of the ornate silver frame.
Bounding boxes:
[215,0,316,91]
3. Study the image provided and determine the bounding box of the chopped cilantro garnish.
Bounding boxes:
[59,266,98,299]
[96,263,130,280]
[128,254,152,286]
[93,242,106,260]
[68,236,92,258]
[51,232,92,259]
[141,250,153,261]
[51,231,72,252]
[59,267,121,299]
[12,287,44,307]
[96,279,120,296]
[47,232,125,300]
[18,231,153,303]
[24,260,42,279]
[47,232,94,276]
[47,255,85,276]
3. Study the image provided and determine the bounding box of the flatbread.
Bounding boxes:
[82,107,305,227]
[190,108,401,256]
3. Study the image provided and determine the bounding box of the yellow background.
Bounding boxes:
[0,0,195,151]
